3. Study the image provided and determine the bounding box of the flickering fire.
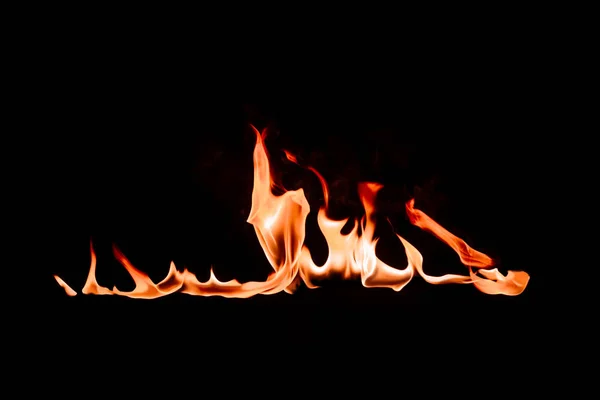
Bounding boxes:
[54,125,529,298]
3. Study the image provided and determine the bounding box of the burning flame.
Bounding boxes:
[404,199,529,295]
[54,275,77,297]
[55,126,529,298]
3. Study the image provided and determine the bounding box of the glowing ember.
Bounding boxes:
[55,125,529,298]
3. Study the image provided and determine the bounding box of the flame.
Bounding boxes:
[405,199,529,295]
[288,148,360,285]
[356,182,415,291]
[285,150,528,295]
[55,126,529,298]
[81,240,112,295]
[286,150,415,291]
[54,275,77,297]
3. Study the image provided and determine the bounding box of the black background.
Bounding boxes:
[27,20,562,387]
[43,88,546,329]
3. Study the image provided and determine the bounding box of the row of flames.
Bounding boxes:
[55,126,529,299]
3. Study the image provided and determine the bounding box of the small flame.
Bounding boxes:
[55,126,529,298]
[54,275,77,296]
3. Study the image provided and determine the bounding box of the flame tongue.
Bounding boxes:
[355,182,415,291]
[405,199,530,295]
[54,275,77,297]
[111,246,183,299]
[291,165,416,291]
[287,151,362,286]
[405,199,494,268]
[469,268,530,296]
[242,125,310,295]
[82,241,112,295]
[297,210,361,286]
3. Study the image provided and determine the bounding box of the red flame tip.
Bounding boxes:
[283,150,299,164]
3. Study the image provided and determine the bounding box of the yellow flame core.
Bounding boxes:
[54,127,529,298]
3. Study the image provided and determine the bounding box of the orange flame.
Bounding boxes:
[54,275,77,297]
[55,127,529,298]
[286,152,415,291]
[405,199,529,295]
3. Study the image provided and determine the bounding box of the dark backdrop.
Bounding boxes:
[44,88,546,314]
[31,44,556,385]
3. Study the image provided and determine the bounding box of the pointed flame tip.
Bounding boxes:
[54,275,78,296]
[250,124,268,139]
[249,124,261,139]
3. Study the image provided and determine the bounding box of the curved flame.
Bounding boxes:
[54,275,77,297]
[405,199,530,295]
